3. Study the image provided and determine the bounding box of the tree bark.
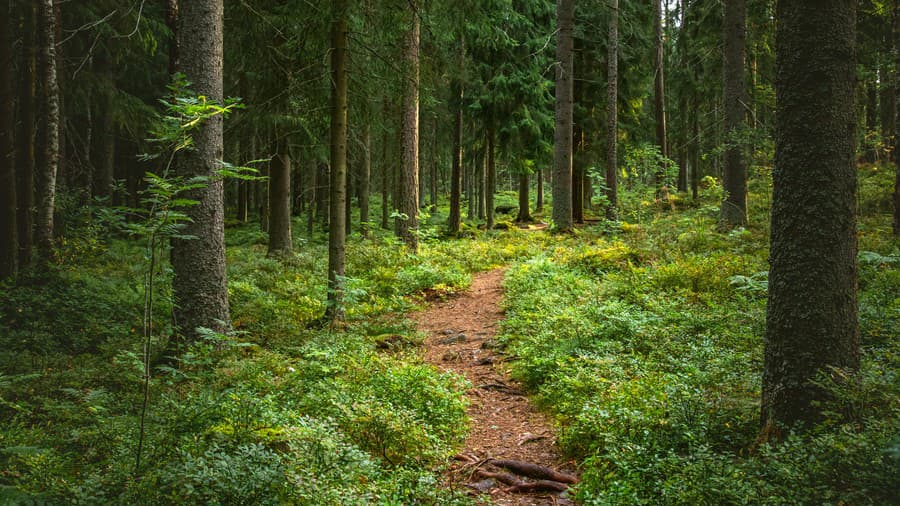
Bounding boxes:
[763,0,858,431]
[535,168,544,211]
[267,146,292,256]
[894,0,900,236]
[35,0,59,262]
[552,0,575,232]
[170,0,230,342]
[606,0,619,221]
[486,120,496,229]
[654,0,668,162]
[516,173,531,223]
[399,3,420,250]
[16,2,35,269]
[327,0,348,320]
[93,86,116,200]
[360,119,371,237]
[448,50,464,235]
[0,0,17,279]
[166,0,179,76]
[720,0,748,228]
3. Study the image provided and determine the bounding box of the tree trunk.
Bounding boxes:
[448,56,464,235]
[267,147,292,256]
[552,0,575,232]
[170,0,230,342]
[720,0,748,228]
[93,87,116,200]
[327,0,348,320]
[894,0,900,236]
[0,0,17,279]
[307,159,317,235]
[486,120,496,229]
[16,2,35,269]
[654,0,669,193]
[35,0,59,262]
[572,124,584,224]
[399,4,420,250]
[166,0,179,76]
[536,168,544,211]
[360,119,371,237]
[54,2,65,201]
[763,0,858,431]
[516,173,531,223]
[606,0,618,221]
[866,82,878,162]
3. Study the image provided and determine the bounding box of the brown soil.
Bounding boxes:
[411,269,577,505]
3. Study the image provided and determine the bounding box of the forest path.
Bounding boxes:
[411,269,578,505]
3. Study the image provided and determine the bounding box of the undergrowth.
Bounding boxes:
[498,165,899,505]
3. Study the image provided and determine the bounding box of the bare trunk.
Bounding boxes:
[536,168,543,211]
[327,0,348,320]
[763,0,858,431]
[654,0,668,193]
[516,173,531,223]
[606,0,618,221]
[360,120,371,237]
[448,56,463,235]
[486,120,496,229]
[399,4,420,250]
[0,0,17,278]
[170,0,230,343]
[720,0,749,228]
[552,0,574,231]
[17,3,36,268]
[35,0,59,262]
[267,147,292,256]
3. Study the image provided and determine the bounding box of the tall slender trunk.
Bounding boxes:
[0,0,17,278]
[17,3,35,269]
[170,0,230,342]
[720,0,749,228]
[35,0,59,262]
[654,0,668,191]
[486,120,496,229]
[307,160,317,235]
[606,0,618,221]
[360,120,371,237]
[572,123,584,224]
[166,0,179,76]
[399,3,420,250]
[552,0,575,231]
[93,85,116,200]
[448,51,464,235]
[327,0,348,320]
[894,0,900,235]
[536,168,544,211]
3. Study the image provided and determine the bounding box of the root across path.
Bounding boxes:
[412,269,578,505]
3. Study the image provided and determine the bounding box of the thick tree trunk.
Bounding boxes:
[0,0,17,279]
[763,0,858,431]
[572,124,584,224]
[170,0,230,342]
[552,0,575,232]
[606,0,618,221]
[267,147,292,256]
[16,3,35,269]
[448,65,463,235]
[399,4,420,250]
[327,0,348,320]
[35,0,59,262]
[720,0,748,228]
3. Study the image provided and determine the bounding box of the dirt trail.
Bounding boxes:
[411,269,577,505]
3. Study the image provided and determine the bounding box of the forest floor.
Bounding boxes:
[412,269,578,505]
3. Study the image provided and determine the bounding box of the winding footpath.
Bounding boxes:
[411,269,578,505]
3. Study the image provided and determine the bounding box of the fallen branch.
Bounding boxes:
[475,470,524,487]
[488,459,578,484]
[506,480,570,493]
